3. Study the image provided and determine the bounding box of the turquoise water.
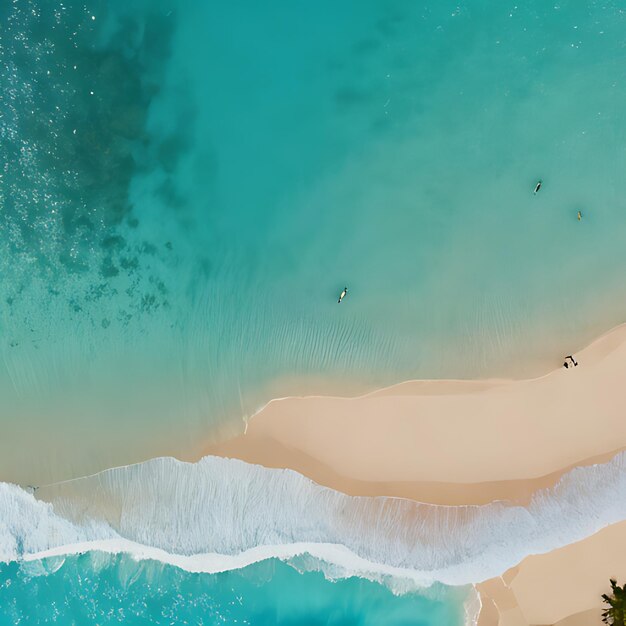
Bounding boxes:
[2,2,626,476]
[5,3,626,622]
[0,554,467,626]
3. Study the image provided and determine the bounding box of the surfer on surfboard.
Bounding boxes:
[533,180,542,194]
[338,287,348,304]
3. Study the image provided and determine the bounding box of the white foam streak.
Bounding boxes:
[2,452,626,588]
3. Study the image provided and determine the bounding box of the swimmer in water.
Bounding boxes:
[338,287,348,304]
[577,211,582,221]
[534,180,542,194]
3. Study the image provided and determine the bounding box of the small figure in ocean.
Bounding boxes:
[533,180,542,194]
[563,355,578,369]
[577,210,582,221]
[338,287,348,304]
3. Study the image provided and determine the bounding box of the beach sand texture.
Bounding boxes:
[206,323,626,624]
[206,323,626,502]
[478,519,626,626]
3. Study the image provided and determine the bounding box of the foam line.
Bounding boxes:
[2,452,626,588]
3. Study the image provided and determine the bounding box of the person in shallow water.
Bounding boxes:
[563,355,578,368]
[534,180,542,194]
[577,211,582,221]
[338,287,348,304]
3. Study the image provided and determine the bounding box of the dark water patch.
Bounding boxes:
[140,293,159,313]
[334,85,375,107]
[375,12,406,38]
[83,283,116,304]
[352,38,381,55]
[150,277,169,297]
[157,177,187,209]
[119,256,139,272]
[0,0,181,320]
[58,251,90,275]
[140,242,158,256]
[157,135,189,174]
[100,258,120,279]
[370,115,393,132]
[101,235,126,251]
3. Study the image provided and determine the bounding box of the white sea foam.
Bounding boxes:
[2,452,626,588]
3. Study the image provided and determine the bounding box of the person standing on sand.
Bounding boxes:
[563,355,578,368]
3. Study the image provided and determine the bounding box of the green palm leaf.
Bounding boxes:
[603,580,626,625]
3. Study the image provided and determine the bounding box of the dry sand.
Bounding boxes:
[206,323,626,502]
[478,520,626,626]
[204,323,626,625]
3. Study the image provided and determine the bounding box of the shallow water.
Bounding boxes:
[0,554,467,626]
[2,0,626,479]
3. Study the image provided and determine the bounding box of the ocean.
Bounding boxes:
[2,0,626,481]
[2,0,626,622]
[0,554,467,626]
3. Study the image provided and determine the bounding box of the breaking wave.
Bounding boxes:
[2,452,626,589]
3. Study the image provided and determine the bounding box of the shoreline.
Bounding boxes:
[204,322,626,503]
[477,519,626,626]
[202,321,626,624]
[8,449,626,626]
[8,323,626,625]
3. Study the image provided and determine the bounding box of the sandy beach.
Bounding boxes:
[477,520,626,626]
[205,323,626,625]
[206,323,626,502]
